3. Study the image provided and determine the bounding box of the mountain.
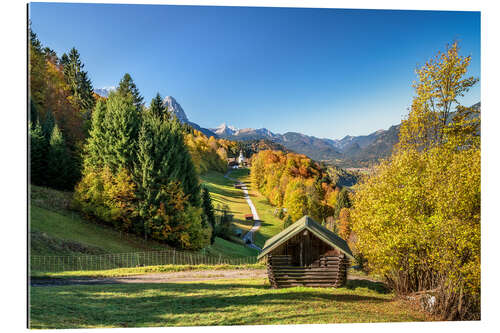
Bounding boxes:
[94,87,114,98]
[163,96,189,123]
[340,125,401,165]
[211,124,278,141]
[209,122,397,167]
[277,132,343,161]
[161,96,216,137]
[214,123,239,136]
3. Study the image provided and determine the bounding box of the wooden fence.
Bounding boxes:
[30,249,258,272]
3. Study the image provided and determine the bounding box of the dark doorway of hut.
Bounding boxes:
[257,216,354,288]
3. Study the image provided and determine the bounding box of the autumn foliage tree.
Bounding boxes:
[338,208,351,240]
[351,42,480,320]
[184,130,233,174]
[29,27,89,190]
[251,150,339,223]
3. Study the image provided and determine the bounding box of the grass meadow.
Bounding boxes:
[29,277,434,328]
[226,168,284,248]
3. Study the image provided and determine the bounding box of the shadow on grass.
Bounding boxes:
[30,281,391,328]
[345,279,390,294]
[203,184,243,199]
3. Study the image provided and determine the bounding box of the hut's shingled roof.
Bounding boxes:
[257,215,354,260]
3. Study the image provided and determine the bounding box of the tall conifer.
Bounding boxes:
[29,122,48,186]
[201,187,216,244]
[60,47,95,121]
[102,91,140,172]
[84,99,107,169]
[117,73,144,112]
[149,93,167,118]
[47,124,73,190]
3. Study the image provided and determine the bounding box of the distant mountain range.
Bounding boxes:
[209,102,479,167]
[93,90,479,168]
[210,123,399,167]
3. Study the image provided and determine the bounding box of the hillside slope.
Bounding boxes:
[30,186,258,258]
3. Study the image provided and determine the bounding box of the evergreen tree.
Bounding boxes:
[60,48,95,116]
[201,187,216,244]
[117,73,144,111]
[149,93,167,119]
[135,113,200,208]
[47,124,73,190]
[43,47,58,64]
[102,91,140,172]
[60,48,95,126]
[29,122,48,186]
[29,22,42,52]
[334,188,351,218]
[41,110,55,140]
[134,112,203,241]
[30,98,38,125]
[83,99,107,169]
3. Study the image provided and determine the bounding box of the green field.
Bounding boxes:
[200,171,255,233]
[29,277,432,328]
[226,169,284,248]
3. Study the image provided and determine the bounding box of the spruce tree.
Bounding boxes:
[149,93,167,118]
[170,118,201,206]
[135,111,202,240]
[84,99,107,170]
[117,73,144,112]
[334,188,351,219]
[47,124,72,190]
[102,91,140,172]
[135,112,200,206]
[60,47,95,120]
[30,98,38,125]
[29,122,48,186]
[201,187,216,244]
[41,110,55,140]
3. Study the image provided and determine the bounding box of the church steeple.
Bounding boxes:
[238,150,244,165]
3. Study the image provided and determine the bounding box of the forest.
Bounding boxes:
[250,150,353,233]
[29,27,230,250]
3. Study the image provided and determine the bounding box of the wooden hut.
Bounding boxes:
[257,215,354,288]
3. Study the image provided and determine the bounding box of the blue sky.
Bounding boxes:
[30,3,480,139]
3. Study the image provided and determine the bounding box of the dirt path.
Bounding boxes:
[31,270,384,289]
[224,170,262,251]
[30,269,267,287]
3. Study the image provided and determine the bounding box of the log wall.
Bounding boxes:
[267,253,349,288]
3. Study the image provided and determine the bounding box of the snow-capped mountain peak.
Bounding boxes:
[94,87,116,98]
[213,123,239,136]
[163,96,189,123]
